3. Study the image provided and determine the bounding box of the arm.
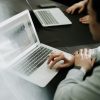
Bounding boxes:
[47,51,74,69]
[66,0,88,14]
[54,48,99,100]
[54,67,100,100]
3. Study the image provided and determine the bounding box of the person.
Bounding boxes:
[47,0,100,100]
[54,0,82,6]
[66,0,89,24]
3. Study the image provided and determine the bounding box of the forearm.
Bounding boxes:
[54,68,85,100]
[54,47,100,100]
[54,67,99,100]
[84,0,88,3]
[81,0,88,5]
[58,68,85,88]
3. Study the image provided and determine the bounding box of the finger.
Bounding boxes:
[59,62,71,68]
[80,16,86,20]
[74,51,79,55]
[79,18,89,23]
[66,8,71,13]
[49,57,62,69]
[71,8,76,14]
[83,48,92,58]
[87,49,92,57]
[53,62,70,69]
[47,54,54,64]
[47,53,59,64]
[48,51,56,57]
[80,15,90,20]
[80,16,88,21]
[66,6,74,13]
[79,18,88,22]
[83,48,88,55]
[91,58,96,66]
[79,15,90,24]
[88,49,92,55]
[79,49,83,54]
[67,5,78,14]
[80,21,89,24]
[78,7,84,13]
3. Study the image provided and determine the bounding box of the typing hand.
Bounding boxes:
[47,51,74,69]
[66,0,87,14]
[79,15,90,24]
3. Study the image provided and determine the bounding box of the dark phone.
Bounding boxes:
[38,3,57,8]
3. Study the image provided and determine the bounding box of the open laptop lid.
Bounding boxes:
[33,8,72,27]
[0,10,40,67]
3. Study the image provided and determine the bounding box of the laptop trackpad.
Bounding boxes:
[29,60,58,87]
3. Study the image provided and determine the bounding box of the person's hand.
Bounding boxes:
[66,0,87,14]
[47,51,74,69]
[74,48,95,71]
[79,15,90,24]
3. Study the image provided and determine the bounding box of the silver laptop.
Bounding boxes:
[33,8,72,27]
[0,10,72,87]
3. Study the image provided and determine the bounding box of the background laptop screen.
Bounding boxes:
[0,13,38,63]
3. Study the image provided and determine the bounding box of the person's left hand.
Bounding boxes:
[79,15,90,24]
[74,48,96,71]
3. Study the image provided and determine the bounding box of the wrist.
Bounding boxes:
[74,66,87,74]
[83,0,88,5]
[80,67,87,74]
[63,52,74,66]
[64,52,74,61]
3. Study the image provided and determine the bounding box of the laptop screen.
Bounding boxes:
[0,11,38,63]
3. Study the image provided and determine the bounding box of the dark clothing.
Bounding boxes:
[52,0,82,6]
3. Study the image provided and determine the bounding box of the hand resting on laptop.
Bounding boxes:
[47,51,74,69]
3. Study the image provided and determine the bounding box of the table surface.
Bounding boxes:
[0,0,99,100]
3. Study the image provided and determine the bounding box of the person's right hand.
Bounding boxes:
[74,48,95,71]
[66,0,87,14]
[47,51,74,69]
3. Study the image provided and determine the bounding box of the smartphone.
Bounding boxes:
[38,3,57,8]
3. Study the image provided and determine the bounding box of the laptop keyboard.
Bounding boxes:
[12,46,52,76]
[37,10,59,25]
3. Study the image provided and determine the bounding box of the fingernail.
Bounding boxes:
[48,64,52,69]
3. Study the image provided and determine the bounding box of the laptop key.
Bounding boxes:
[12,46,52,76]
